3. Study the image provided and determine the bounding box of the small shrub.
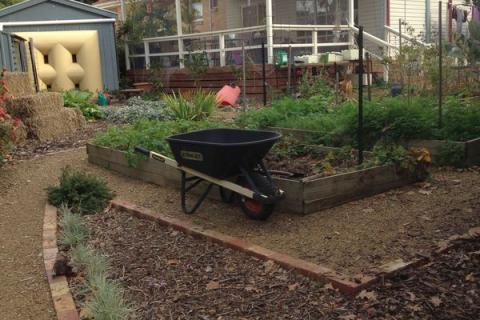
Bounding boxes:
[71,244,110,282]
[103,96,174,124]
[163,90,217,121]
[63,90,103,120]
[298,73,335,99]
[47,167,115,214]
[436,141,466,167]
[58,205,89,248]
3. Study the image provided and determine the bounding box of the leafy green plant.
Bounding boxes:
[372,143,431,179]
[63,90,103,120]
[58,205,89,249]
[436,141,466,167]
[298,73,335,100]
[47,167,115,214]
[163,90,217,121]
[103,96,174,124]
[183,52,209,87]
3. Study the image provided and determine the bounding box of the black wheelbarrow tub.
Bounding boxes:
[166,128,281,179]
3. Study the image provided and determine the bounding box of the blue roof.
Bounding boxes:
[0,0,116,19]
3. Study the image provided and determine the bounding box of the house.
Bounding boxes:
[0,0,120,92]
[94,0,470,71]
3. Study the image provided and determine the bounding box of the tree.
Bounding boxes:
[0,0,23,9]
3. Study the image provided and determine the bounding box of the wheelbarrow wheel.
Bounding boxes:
[239,173,276,221]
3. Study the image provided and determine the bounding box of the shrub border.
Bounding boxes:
[111,199,480,296]
[43,204,80,320]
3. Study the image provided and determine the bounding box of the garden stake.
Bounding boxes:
[438,1,443,128]
[365,52,372,101]
[242,41,246,109]
[358,26,364,165]
[262,41,267,106]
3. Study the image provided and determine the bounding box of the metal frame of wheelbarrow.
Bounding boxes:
[135,147,284,214]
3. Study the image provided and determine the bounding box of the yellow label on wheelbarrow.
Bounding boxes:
[180,151,204,161]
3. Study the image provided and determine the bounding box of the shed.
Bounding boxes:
[0,0,119,92]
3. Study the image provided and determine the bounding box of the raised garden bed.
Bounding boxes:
[268,127,480,166]
[87,143,419,214]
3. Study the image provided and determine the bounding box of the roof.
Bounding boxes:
[0,0,116,19]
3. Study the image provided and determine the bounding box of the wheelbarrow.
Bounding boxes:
[135,128,284,220]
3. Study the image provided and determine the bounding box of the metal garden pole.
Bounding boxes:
[242,41,246,108]
[438,1,443,128]
[366,52,372,101]
[262,41,267,106]
[358,26,364,165]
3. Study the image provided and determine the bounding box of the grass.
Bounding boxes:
[87,276,132,320]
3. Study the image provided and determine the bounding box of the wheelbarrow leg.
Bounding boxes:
[180,171,214,214]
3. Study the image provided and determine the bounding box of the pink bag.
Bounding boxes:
[216,85,241,107]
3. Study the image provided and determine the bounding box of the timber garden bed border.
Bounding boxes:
[267,127,480,167]
[86,143,419,215]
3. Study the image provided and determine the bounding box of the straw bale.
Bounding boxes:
[3,72,34,97]
[6,92,63,118]
[23,108,85,141]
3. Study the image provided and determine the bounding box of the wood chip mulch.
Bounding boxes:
[78,209,480,320]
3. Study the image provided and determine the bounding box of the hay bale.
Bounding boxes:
[13,121,28,145]
[23,109,85,141]
[6,92,64,118]
[3,72,34,97]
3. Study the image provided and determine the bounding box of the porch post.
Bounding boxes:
[266,0,274,64]
[175,0,184,68]
[312,30,318,55]
[144,40,150,70]
[348,0,355,48]
[219,33,226,67]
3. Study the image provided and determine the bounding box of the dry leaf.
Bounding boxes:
[430,296,442,307]
[406,291,416,301]
[418,189,432,195]
[357,290,377,301]
[167,259,180,266]
[465,273,476,282]
[206,281,221,290]
[338,314,357,320]
[288,283,300,291]
[323,283,334,291]
[263,260,277,274]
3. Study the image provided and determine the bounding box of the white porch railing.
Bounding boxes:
[127,24,352,70]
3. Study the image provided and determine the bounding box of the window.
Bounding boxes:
[43,55,49,64]
[210,0,217,9]
[242,4,266,27]
[72,54,77,63]
[46,84,52,90]
[192,1,203,21]
[74,83,80,89]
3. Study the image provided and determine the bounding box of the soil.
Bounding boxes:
[73,208,480,319]
[265,142,370,178]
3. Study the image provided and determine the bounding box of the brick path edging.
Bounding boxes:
[111,199,480,296]
[43,204,80,320]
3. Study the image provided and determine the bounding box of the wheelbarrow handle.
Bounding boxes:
[134,146,151,157]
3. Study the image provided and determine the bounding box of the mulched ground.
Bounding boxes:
[11,120,109,160]
[76,208,480,319]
